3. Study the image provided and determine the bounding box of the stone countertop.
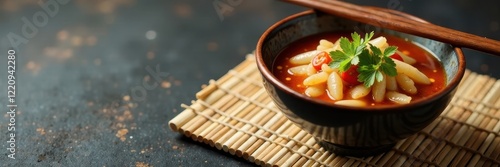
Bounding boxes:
[0,0,498,166]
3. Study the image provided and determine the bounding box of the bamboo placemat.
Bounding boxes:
[169,54,500,167]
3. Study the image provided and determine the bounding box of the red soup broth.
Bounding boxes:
[272,32,446,106]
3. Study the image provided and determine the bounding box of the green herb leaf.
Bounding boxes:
[351,56,360,65]
[358,49,374,66]
[351,32,361,47]
[329,50,348,69]
[357,49,377,87]
[364,32,374,44]
[328,31,398,87]
[375,70,384,82]
[370,44,383,56]
[383,46,398,57]
[339,37,353,55]
[339,59,352,72]
[358,67,377,87]
[381,57,397,76]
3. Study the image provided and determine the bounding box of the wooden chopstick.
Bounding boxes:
[282,0,500,56]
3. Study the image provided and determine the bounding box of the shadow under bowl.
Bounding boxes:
[255,10,466,157]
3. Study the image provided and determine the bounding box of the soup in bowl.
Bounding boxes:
[255,10,465,157]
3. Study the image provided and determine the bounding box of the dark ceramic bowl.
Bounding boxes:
[255,10,465,157]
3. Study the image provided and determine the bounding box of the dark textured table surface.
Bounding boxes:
[0,0,498,166]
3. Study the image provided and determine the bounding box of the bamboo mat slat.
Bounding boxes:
[169,54,500,167]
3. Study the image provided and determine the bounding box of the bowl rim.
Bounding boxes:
[255,10,466,113]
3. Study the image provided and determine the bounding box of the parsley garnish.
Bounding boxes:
[328,32,398,87]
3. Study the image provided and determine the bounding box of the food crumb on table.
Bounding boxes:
[116,128,129,141]
[135,162,151,167]
[123,95,131,101]
[36,128,46,135]
[161,81,171,88]
[26,61,41,74]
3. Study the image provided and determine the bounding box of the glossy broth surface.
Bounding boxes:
[273,32,446,106]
